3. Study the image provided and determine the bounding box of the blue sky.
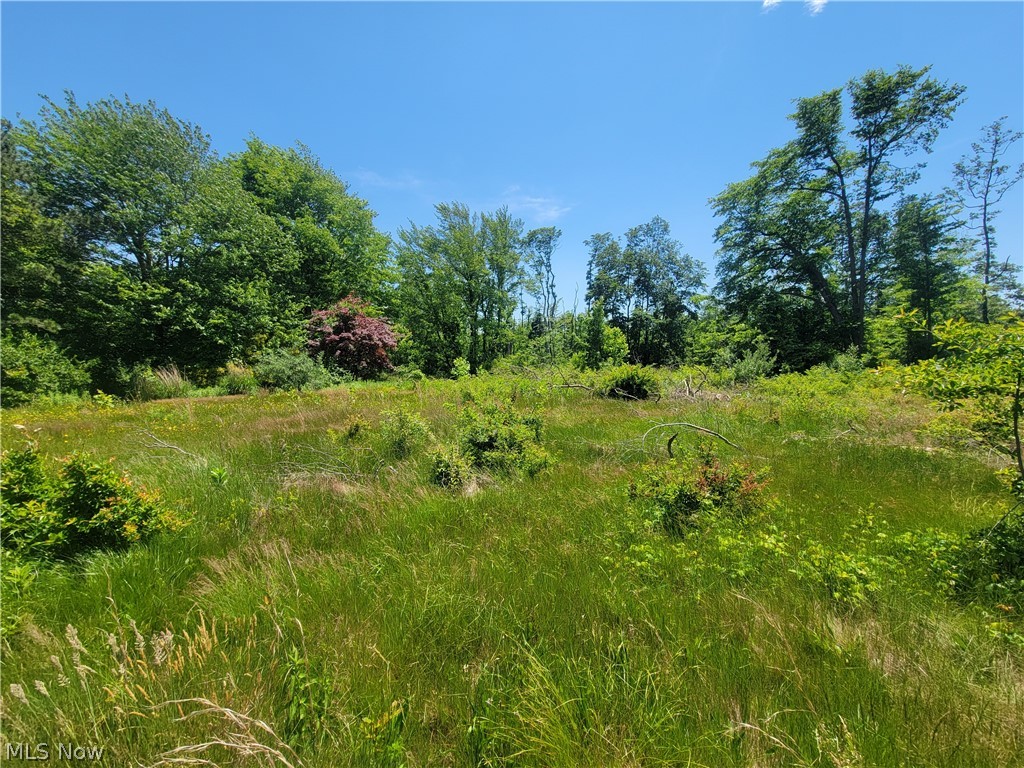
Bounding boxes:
[3,1,1022,306]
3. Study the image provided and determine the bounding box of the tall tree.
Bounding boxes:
[15,92,211,283]
[395,203,524,375]
[714,66,965,355]
[948,118,1024,323]
[523,227,561,362]
[887,195,964,359]
[231,138,391,310]
[586,217,703,364]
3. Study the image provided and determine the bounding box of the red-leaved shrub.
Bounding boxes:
[307,295,397,379]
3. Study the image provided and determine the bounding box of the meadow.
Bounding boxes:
[1,366,1021,767]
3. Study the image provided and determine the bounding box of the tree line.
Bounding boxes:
[1,65,1021,403]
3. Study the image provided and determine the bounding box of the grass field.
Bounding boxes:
[1,368,1021,767]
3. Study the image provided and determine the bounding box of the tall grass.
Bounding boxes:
[1,369,1020,766]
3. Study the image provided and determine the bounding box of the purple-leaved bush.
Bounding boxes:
[307,295,398,379]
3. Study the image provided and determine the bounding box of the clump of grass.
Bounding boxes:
[598,364,659,400]
[132,364,195,401]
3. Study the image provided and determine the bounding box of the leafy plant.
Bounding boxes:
[131,364,194,401]
[428,448,471,489]
[0,332,92,408]
[451,356,471,379]
[598,364,659,400]
[628,445,771,534]
[457,399,551,477]
[307,295,398,380]
[905,315,1024,496]
[380,409,433,459]
[282,644,333,749]
[253,348,335,392]
[0,448,184,560]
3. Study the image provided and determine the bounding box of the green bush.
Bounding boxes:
[730,339,777,384]
[0,332,92,408]
[599,364,659,400]
[253,348,335,392]
[380,409,433,459]
[218,362,260,395]
[131,364,194,401]
[628,446,771,535]
[0,448,184,560]
[457,400,551,476]
[451,356,471,379]
[429,448,472,489]
[954,512,1024,606]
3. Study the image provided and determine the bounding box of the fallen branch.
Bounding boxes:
[136,430,206,464]
[642,422,742,452]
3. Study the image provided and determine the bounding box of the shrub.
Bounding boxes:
[131,364,194,401]
[307,295,398,380]
[429,448,472,489]
[954,512,1024,605]
[0,332,92,408]
[380,409,433,459]
[0,448,183,560]
[254,348,335,392]
[451,357,471,379]
[457,400,551,476]
[731,339,777,384]
[628,445,771,535]
[599,364,659,400]
[218,362,259,395]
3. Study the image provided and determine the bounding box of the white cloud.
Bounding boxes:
[762,0,782,10]
[501,186,571,224]
[348,169,424,191]
[807,0,828,14]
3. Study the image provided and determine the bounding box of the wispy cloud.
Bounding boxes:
[761,0,828,13]
[501,185,571,224]
[348,169,425,191]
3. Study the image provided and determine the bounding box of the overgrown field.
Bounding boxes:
[1,368,1021,767]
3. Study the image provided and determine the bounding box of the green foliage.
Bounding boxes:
[628,446,772,534]
[380,409,433,459]
[428,448,471,489]
[905,316,1024,493]
[282,643,334,749]
[0,447,182,560]
[456,399,551,476]
[0,332,91,407]
[130,364,195,401]
[217,362,260,395]
[598,364,659,400]
[451,356,471,379]
[729,338,777,384]
[955,512,1024,606]
[253,348,335,392]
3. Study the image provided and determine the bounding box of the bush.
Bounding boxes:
[0,448,184,560]
[954,512,1024,605]
[457,400,551,476]
[599,364,659,400]
[307,295,398,380]
[380,409,433,459]
[429,448,472,489]
[731,339,777,384]
[628,445,772,535]
[131,364,194,401]
[218,362,260,395]
[254,348,335,392]
[0,332,92,408]
[451,357,471,379]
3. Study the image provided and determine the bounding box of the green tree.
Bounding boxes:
[713,66,965,357]
[586,217,704,364]
[948,118,1024,323]
[231,138,391,311]
[395,203,524,375]
[15,92,211,283]
[523,227,561,362]
[886,195,965,360]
